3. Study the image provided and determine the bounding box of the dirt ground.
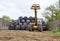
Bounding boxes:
[0,30,60,41]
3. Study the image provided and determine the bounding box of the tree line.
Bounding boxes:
[43,0,60,22]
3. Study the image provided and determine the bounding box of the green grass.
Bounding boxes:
[52,29,60,34]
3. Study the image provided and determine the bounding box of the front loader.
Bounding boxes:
[27,4,43,31]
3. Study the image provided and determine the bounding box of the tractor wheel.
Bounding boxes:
[29,27,34,31]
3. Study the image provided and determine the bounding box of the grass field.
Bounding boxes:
[0,30,60,41]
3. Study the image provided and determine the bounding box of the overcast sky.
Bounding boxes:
[0,0,58,19]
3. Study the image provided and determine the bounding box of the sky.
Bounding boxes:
[0,0,58,20]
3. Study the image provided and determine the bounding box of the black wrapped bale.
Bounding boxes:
[42,24,47,31]
[21,22,28,30]
[21,25,25,30]
[26,20,30,24]
[9,24,15,30]
[19,22,22,25]
[23,16,28,22]
[29,16,33,20]
[17,19,20,23]
[29,16,34,22]
[19,22,23,30]
[13,20,19,26]
[15,25,20,30]
[24,22,28,28]
[21,19,25,24]
[19,16,23,20]
[31,20,34,23]
[42,21,48,31]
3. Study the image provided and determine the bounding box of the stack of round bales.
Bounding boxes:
[9,16,35,30]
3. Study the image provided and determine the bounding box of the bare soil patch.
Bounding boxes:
[0,30,60,41]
